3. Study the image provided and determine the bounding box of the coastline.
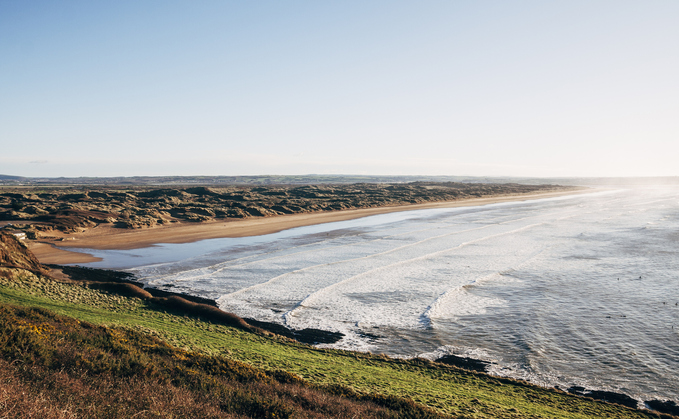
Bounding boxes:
[14,189,679,415]
[28,188,589,265]
[42,263,651,412]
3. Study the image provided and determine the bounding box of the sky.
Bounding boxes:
[1,1,678,178]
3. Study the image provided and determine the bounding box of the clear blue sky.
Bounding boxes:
[1,1,677,178]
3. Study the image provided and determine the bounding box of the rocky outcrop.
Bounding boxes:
[435,354,494,373]
[567,386,638,409]
[645,399,679,416]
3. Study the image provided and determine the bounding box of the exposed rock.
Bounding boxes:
[243,317,344,345]
[645,399,679,416]
[435,354,493,373]
[0,244,305,343]
[567,386,638,409]
[41,264,258,334]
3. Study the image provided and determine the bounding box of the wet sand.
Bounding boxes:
[27,242,102,264]
[29,189,588,264]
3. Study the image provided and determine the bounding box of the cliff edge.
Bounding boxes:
[0,231,47,276]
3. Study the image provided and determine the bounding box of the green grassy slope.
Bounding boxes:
[0,271,669,419]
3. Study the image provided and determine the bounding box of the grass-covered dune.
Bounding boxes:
[1,182,574,232]
[1,268,674,419]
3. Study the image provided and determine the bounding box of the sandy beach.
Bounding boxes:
[28,188,588,265]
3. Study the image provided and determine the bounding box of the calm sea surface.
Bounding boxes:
[75,187,679,403]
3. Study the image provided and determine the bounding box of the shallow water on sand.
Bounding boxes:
[76,188,679,404]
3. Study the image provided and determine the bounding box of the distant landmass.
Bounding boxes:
[1,174,677,186]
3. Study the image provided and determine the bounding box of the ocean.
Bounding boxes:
[75,187,679,404]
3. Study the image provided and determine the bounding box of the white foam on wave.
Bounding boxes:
[156,214,474,295]
[189,206,586,335]
[217,207,582,332]
[218,222,500,318]
[422,246,551,324]
[421,281,505,326]
[141,207,545,290]
[283,221,564,327]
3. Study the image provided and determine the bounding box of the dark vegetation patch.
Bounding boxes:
[243,317,344,345]
[435,354,495,373]
[48,264,137,284]
[646,400,679,417]
[567,386,640,409]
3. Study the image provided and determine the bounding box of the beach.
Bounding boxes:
[113,186,678,405]
[27,188,587,265]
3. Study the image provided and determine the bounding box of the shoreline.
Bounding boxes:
[14,188,679,416]
[45,262,652,411]
[28,188,589,265]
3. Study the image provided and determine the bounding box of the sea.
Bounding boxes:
[72,187,679,404]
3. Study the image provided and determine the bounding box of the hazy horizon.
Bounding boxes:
[2,1,678,178]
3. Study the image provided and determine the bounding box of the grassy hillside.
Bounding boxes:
[0,269,670,419]
[0,301,450,419]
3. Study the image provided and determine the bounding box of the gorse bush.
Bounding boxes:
[0,303,449,418]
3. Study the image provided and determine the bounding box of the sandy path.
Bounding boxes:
[29,189,588,264]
